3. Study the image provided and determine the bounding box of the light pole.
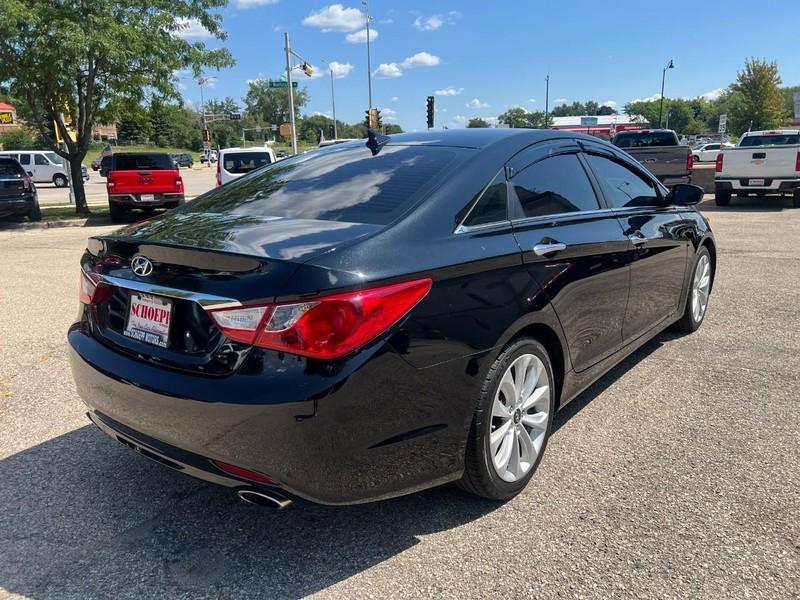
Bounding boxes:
[362,1,373,111]
[544,73,550,128]
[197,75,216,164]
[658,59,674,128]
[321,60,339,139]
[284,32,298,156]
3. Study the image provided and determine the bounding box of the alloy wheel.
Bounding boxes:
[691,254,711,322]
[489,353,550,482]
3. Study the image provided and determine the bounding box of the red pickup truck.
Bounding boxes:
[106,153,184,223]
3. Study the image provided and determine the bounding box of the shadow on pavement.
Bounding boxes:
[0,332,676,598]
[698,194,796,213]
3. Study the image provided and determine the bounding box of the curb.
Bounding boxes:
[0,217,112,231]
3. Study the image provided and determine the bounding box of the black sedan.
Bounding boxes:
[0,157,40,221]
[68,130,715,506]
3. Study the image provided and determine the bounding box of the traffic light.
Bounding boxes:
[364,109,371,128]
[202,128,210,142]
[375,109,382,129]
[301,62,313,77]
[426,96,434,129]
[365,108,379,129]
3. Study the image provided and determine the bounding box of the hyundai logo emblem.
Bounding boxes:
[131,255,154,277]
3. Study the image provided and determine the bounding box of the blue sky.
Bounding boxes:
[176,0,800,131]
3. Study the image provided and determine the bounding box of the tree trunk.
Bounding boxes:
[68,154,90,215]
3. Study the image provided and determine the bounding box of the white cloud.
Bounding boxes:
[302,4,363,32]
[453,115,468,124]
[329,61,354,78]
[630,93,662,103]
[600,100,618,108]
[414,15,443,31]
[174,18,212,39]
[234,0,278,7]
[435,86,463,96]
[391,96,399,101]
[345,28,377,43]
[554,98,567,105]
[273,24,283,32]
[700,88,725,101]
[374,63,403,79]
[400,52,440,69]
[467,98,489,109]
[380,107,397,121]
[378,18,394,24]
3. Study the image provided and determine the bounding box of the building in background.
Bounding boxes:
[549,113,648,139]
[91,122,117,142]
[0,102,19,134]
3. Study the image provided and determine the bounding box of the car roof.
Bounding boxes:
[382,128,571,149]
[113,152,171,157]
[220,147,275,155]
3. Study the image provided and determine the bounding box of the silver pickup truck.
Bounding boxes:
[611,129,693,187]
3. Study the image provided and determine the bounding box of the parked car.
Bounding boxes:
[91,158,102,171]
[0,150,89,186]
[216,147,276,186]
[0,156,40,221]
[276,150,289,159]
[105,152,184,223]
[611,129,693,187]
[171,153,194,168]
[692,142,734,162]
[69,130,714,507]
[714,130,800,207]
[200,150,218,164]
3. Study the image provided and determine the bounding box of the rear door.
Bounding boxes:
[0,160,27,200]
[582,149,690,343]
[508,143,630,372]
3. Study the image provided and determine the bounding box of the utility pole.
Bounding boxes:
[659,59,674,128]
[544,73,550,128]
[284,31,298,155]
[330,67,338,139]
[197,75,215,165]
[363,1,373,110]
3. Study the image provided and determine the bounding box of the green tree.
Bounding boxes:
[597,105,616,116]
[204,97,242,149]
[117,103,154,144]
[727,58,786,134]
[780,85,800,122]
[0,126,43,150]
[383,124,404,134]
[244,80,309,143]
[551,101,586,117]
[467,117,490,128]
[498,107,550,128]
[0,0,233,214]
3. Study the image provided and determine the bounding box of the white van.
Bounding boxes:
[0,150,89,187]
[216,147,276,186]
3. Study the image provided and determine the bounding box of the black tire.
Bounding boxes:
[793,189,800,209]
[674,246,712,333]
[108,202,126,224]
[53,174,68,188]
[693,155,700,163]
[28,203,42,222]
[458,338,556,501]
[714,189,731,206]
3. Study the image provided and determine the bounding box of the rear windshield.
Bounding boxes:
[113,154,174,171]
[185,144,466,225]
[613,131,677,148]
[0,159,24,177]
[739,133,800,147]
[222,151,273,174]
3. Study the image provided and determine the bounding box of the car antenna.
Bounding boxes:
[365,129,390,156]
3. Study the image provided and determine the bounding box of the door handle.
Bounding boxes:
[628,232,647,246]
[532,242,567,256]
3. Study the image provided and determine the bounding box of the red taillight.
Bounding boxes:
[216,162,222,187]
[687,152,694,171]
[207,278,432,360]
[79,271,113,305]
[175,177,183,189]
[213,460,276,485]
[22,175,31,190]
[106,172,115,190]
[795,151,800,172]
[715,152,724,173]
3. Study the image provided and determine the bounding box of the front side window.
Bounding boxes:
[511,154,600,219]
[34,154,49,165]
[462,172,508,227]
[585,154,660,208]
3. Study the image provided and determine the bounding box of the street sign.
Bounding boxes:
[229,112,242,121]
[279,123,291,137]
[254,126,261,133]
[0,111,13,125]
[271,124,278,131]
[580,116,598,127]
[718,114,727,134]
[268,80,298,89]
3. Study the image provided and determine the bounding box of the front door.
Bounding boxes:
[508,148,630,372]
[582,152,690,343]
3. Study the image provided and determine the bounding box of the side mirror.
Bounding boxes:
[668,183,704,206]
[27,171,33,177]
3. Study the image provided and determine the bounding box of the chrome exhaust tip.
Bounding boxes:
[236,489,292,510]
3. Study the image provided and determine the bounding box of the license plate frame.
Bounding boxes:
[138,193,156,202]
[123,292,173,348]
[748,178,765,186]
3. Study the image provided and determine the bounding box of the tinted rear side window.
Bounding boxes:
[186,144,465,225]
[222,152,273,174]
[511,154,599,218]
[739,133,800,147]
[614,132,677,148]
[0,159,24,177]
[462,172,508,227]
[113,154,173,171]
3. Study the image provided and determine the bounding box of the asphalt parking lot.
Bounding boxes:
[0,197,798,599]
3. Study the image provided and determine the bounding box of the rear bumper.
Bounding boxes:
[68,324,469,504]
[715,177,799,192]
[0,194,37,216]
[108,193,184,207]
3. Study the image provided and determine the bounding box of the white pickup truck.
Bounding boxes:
[714,130,800,207]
